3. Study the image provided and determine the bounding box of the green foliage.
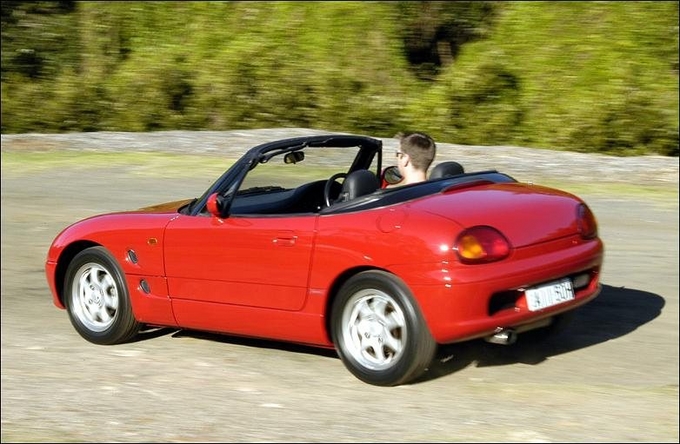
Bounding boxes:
[1,1,677,156]
[396,1,501,80]
[416,1,679,155]
[404,54,525,145]
[1,1,80,80]
[569,91,679,156]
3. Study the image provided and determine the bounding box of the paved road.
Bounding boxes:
[1,131,678,442]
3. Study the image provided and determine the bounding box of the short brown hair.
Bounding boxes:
[399,132,436,172]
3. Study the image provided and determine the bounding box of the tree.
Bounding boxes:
[396,1,501,80]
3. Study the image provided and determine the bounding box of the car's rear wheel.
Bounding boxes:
[64,246,141,345]
[331,270,436,386]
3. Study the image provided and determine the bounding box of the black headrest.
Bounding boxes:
[430,161,465,179]
[336,169,380,203]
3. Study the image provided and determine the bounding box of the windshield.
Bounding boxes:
[184,138,381,216]
[240,145,367,191]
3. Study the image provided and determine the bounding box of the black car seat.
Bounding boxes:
[335,169,380,204]
[429,161,465,179]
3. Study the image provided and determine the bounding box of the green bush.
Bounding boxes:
[570,92,679,156]
[1,1,677,156]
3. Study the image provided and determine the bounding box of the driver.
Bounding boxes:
[394,131,437,185]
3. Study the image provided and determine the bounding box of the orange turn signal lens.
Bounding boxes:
[454,226,511,264]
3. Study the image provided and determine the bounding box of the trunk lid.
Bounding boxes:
[414,182,585,247]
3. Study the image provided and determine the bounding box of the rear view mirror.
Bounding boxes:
[382,165,403,185]
[206,193,225,218]
[284,151,305,164]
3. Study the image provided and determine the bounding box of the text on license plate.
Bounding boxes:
[526,278,575,311]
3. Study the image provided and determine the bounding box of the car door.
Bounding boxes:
[163,212,317,311]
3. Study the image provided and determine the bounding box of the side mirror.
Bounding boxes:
[381,165,403,186]
[284,151,305,164]
[206,192,225,218]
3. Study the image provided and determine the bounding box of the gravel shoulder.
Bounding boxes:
[3,128,678,186]
[1,129,678,443]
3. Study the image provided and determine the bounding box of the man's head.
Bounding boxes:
[396,132,437,181]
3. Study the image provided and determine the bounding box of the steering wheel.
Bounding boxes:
[324,172,348,207]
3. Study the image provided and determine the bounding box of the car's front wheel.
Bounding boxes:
[63,246,141,345]
[331,270,436,386]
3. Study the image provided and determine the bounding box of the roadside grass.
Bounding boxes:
[3,150,677,206]
[1,151,354,187]
[538,180,679,208]
[1,151,231,178]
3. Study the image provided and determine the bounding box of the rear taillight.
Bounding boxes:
[454,226,511,264]
[577,203,598,239]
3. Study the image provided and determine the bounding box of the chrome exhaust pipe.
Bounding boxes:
[484,327,517,345]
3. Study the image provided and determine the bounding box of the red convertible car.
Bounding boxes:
[45,134,604,386]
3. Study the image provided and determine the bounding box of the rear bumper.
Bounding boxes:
[413,237,604,344]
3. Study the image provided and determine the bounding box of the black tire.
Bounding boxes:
[63,246,141,345]
[331,270,436,386]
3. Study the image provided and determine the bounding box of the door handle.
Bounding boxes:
[273,236,297,246]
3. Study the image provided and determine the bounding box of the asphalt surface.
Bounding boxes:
[1,130,678,443]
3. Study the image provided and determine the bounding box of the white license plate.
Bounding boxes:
[526,278,575,311]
